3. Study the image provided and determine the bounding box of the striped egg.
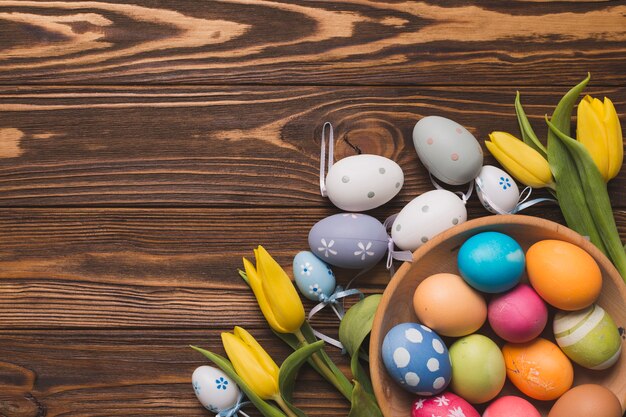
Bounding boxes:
[554,304,622,370]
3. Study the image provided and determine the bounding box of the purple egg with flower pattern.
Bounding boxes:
[308,213,388,269]
[382,322,452,396]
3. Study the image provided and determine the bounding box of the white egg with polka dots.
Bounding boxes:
[391,189,467,251]
[382,322,452,395]
[325,154,404,212]
[192,365,240,413]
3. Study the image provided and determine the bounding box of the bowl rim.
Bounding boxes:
[369,214,626,415]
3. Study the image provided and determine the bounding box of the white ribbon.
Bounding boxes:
[429,173,474,204]
[308,286,364,350]
[474,178,557,214]
[319,122,335,197]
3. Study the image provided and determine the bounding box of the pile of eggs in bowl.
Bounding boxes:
[382,231,623,417]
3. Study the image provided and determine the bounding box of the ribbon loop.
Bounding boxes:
[383,214,414,274]
[319,122,335,197]
[429,173,474,204]
[217,392,250,417]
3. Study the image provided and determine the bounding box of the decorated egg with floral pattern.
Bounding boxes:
[308,213,388,269]
[192,365,240,413]
[293,251,336,301]
[412,392,480,417]
[475,165,520,214]
[382,322,452,395]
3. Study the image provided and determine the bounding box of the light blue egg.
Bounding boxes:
[293,251,336,301]
[382,322,452,395]
[457,231,525,293]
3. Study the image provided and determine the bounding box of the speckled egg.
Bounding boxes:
[325,154,404,212]
[413,116,483,185]
[457,231,525,293]
[554,304,622,370]
[488,284,548,343]
[412,392,480,417]
[475,165,520,214]
[548,384,623,417]
[308,213,388,269]
[502,338,573,401]
[483,396,541,417]
[449,334,506,404]
[192,365,240,413]
[413,273,487,337]
[382,322,452,395]
[526,240,602,311]
[391,190,467,251]
[293,251,336,301]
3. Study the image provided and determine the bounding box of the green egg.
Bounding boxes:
[554,304,622,370]
[449,334,506,404]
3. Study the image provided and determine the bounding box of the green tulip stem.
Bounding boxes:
[294,329,353,400]
[272,395,298,417]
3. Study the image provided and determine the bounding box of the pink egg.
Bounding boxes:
[488,284,547,343]
[412,392,480,417]
[483,396,541,417]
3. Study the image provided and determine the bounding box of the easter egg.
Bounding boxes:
[308,213,388,269]
[325,154,404,212]
[483,396,541,417]
[293,251,336,301]
[382,322,452,395]
[391,190,467,251]
[457,232,524,293]
[192,366,240,413]
[413,116,483,185]
[488,284,548,343]
[413,273,487,337]
[475,165,520,214]
[412,392,480,417]
[526,240,602,310]
[449,334,506,404]
[553,304,622,370]
[502,338,573,401]
[548,384,622,417]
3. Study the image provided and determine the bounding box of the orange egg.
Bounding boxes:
[502,338,573,401]
[526,240,601,310]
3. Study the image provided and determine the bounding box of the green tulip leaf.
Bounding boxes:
[546,120,626,280]
[545,73,606,254]
[190,346,287,417]
[515,91,547,158]
[239,269,249,284]
[348,381,384,417]
[279,340,324,401]
[339,295,382,395]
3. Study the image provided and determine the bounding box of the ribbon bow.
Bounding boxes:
[308,286,364,350]
[216,392,251,417]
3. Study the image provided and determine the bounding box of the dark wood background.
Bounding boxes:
[0,1,625,416]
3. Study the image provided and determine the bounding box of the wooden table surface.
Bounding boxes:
[0,1,625,416]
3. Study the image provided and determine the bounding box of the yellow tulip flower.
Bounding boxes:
[486,131,555,189]
[221,326,280,400]
[577,95,623,182]
[243,245,305,334]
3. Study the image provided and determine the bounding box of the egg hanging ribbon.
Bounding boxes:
[308,285,364,350]
[319,121,335,197]
[429,173,474,204]
[382,215,414,273]
[475,180,557,215]
[216,391,251,417]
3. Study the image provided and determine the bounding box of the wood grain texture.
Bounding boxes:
[0,0,626,86]
[0,329,350,417]
[0,85,624,207]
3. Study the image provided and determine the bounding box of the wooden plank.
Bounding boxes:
[0,329,350,417]
[1,207,625,330]
[0,1,625,86]
[1,85,624,207]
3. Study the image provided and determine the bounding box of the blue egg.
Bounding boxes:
[457,231,524,293]
[293,251,336,301]
[382,322,451,395]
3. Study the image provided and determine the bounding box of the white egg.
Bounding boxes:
[475,165,520,214]
[391,190,467,251]
[413,116,483,185]
[192,365,240,413]
[325,154,404,211]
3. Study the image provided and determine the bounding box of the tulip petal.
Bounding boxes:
[577,98,610,181]
[486,140,545,188]
[221,332,279,400]
[243,257,288,333]
[234,326,280,380]
[603,97,623,180]
[256,246,305,334]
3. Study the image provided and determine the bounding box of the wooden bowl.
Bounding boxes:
[370,215,626,416]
